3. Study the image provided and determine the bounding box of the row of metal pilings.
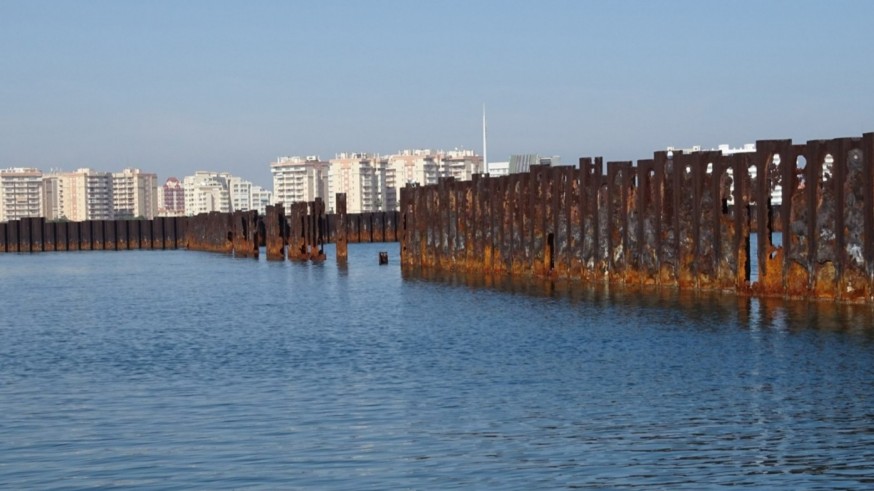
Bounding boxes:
[0,194,400,261]
[399,134,874,305]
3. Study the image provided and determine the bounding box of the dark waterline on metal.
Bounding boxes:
[2,243,874,489]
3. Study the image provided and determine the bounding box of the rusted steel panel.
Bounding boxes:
[783,144,809,297]
[434,178,446,269]
[54,221,67,252]
[637,159,659,284]
[66,221,80,251]
[458,179,470,271]
[491,175,505,274]
[695,152,721,289]
[8,220,21,252]
[348,212,361,245]
[42,220,55,252]
[28,218,43,252]
[478,175,492,273]
[80,220,93,251]
[302,208,312,256]
[499,175,514,274]
[325,213,336,243]
[115,220,128,250]
[732,154,752,290]
[713,157,735,290]
[661,151,681,285]
[754,141,785,295]
[162,216,176,250]
[184,212,232,254]
[510,173,525,275]
[312,199,325,261]
[265,205,285,260]
[336,194,348,260]
[372,212,384,243]
[103,219,116,251]
[175,217,188,248]
[619,163,633,284]
[592,167,607,280]
[150,217,163,250]
[361,212,373,244]
[528,167,544,276]
[387,211,398,243]
[128,219,142,250]
[580,159,599,281]
[568,166,583,279]
[500,174,512,273]
[409,187,420,266]
[418,184,431,268]
[0,222,6,252]
[673,154,695,289]
[427,181,439,268]
[399,188,409,264]
[604,164,618,281]
[836,137,866,302]
[287,204,304,259]
[555,167,572,278]
[18,217,31,252]
[803,139,836,299]
[865,133,874,301]
[91,220,104,251]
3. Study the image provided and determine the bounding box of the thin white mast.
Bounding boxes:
[482,104,488,175]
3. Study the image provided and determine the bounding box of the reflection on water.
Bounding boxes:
[2,244,874,490]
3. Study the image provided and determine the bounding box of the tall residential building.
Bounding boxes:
[182,171,271,216]
[42,174,63,220]
[0,167,43,222]
[158,177,185,216]
[271,156,330,206]
[228,176,272,215]
[439,149,484,181]
[112,168,158,219]
[183,171,232,215]
[327,153,390,214]
[49,168,114,221]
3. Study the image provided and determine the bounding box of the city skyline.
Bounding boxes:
[2,1,873,188]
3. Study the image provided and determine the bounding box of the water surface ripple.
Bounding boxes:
[2,245,874,489]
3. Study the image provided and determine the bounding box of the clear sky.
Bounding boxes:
[2,0,873,188]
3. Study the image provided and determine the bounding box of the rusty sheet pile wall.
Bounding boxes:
[0,216,188,253]
[400,133,874,304]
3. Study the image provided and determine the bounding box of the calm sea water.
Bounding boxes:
[2,243,874,490]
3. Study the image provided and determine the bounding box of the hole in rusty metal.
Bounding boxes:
[822,154,834,181]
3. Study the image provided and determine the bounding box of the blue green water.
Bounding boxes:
[1,244,873,489]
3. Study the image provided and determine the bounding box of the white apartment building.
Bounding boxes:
[228,176,272,215]
[271,156,329,206]
[183,171,232,215]
[440,149,484,181]
[273,148,484,213]
[182,171,272,216]
[112,168,158,219]
[45,168,115,221]
[327,153,390,214]
[0,167,43,222]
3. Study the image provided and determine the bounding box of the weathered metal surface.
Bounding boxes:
[336,194,348,260]
[42,220,55,252]
[184,212,231,254]
[264,205,285,260]
[19,217,32,252]
[397,132,874,304]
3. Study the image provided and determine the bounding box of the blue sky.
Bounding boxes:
[2,0,873,187]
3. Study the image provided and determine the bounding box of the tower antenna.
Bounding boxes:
[482,104,488,175]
